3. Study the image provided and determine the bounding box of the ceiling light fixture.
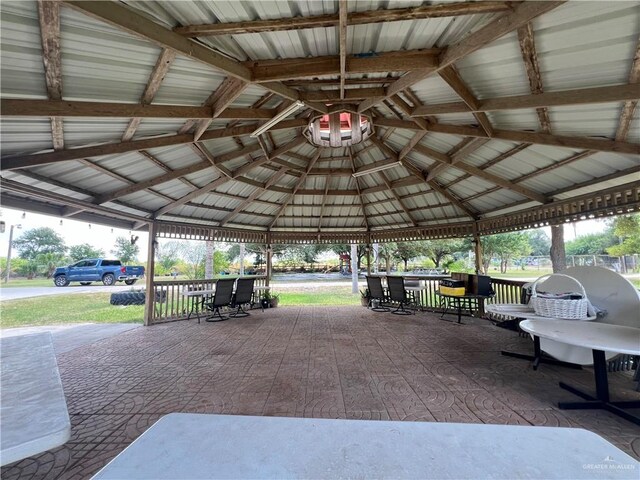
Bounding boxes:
[250,101,305,138]
[352,160,402,178]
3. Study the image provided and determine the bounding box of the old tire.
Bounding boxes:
[124,279,137,286]
[102,273,115,286]
[54,275,69,287]
[80,282,92,286]
[110,292,145,306]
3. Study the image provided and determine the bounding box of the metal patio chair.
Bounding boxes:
[365,275,390,312]
[203,278,235,322]
[386,276,416,315]
[230,277,255,317]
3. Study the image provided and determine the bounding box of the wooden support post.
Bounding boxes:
[351,243,359,294]
[366,244,371,275]
[473,225,483,274]
[205,240,215,279]
[266,244,272,286]
[143,222,157,326]
[372,243,379,274]
[550,224,567,273]
[239,243,245,276]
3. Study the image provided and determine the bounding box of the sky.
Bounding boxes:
[0,207,610,263]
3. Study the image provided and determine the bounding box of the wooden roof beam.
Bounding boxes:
[438,66,494,136]
[0,99,277,120]
[192,77,248,141]
[1,120,306,170]
[358,1,565,113]
[174,2,515,36]
[338,0,347,100]
[299,87,385,102]
[517,22,551,133]
[122,49,176,141]
[412,83,640,116]
[377,172,418,227]
[615,36,640,141]
[37,1,63,150]
[250,49,439,82]
[371,118,640,155]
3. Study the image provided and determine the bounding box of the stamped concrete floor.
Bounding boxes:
[2,306,639,479]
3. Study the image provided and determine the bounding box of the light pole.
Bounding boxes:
[5,224,22,283]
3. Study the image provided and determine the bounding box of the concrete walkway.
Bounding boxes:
[0,323,140,354]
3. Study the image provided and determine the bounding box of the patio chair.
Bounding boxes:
[203,278,235,323]
[386,276,416,315]
[230,277,255,317]
[365,275,390,312]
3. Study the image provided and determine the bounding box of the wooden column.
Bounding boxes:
[550,224,567,272]
[473,224,483,274]
[143,221,157,326]
[351,243,359,294]
[265,244,272,286]
[239,243,245,276]
[372,243,379,274]
[205,240,214,279]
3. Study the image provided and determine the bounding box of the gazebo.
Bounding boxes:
[1,1,639,325]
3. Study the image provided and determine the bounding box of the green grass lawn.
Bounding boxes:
[0,278,54,288]
[278,288,360,306]
[0,293,144,328]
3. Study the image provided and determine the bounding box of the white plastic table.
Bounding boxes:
[93,413,638,479]
[182,288,216,320]
[0,333,70,466]
[520,320,640,425]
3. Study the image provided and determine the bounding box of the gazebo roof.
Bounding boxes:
[1,1,639,243]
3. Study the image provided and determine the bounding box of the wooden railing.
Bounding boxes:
[489,278,528,305]
[149,276,267,324]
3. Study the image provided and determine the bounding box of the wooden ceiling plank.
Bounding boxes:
[517,22,551,133]
[358,1,565,113]
[122,48,176,141]
[339,0,348,100]
[615,37,640,141]
[175,2,514,36]
[37,0,64,150]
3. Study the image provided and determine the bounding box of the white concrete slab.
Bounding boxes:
[93,414,639,479]
[0,333,70,466]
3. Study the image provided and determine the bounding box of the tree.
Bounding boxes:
[421,239,465,268]
[525,229,551,256]
[565,232,617,256]
[393,242,424,271]
[69,243,105,261]
[155,241,181,275]
[481,233,532,273]
[12,227,66,260]
[111,236,139,264]
[36,252,66,278]
[607,214,640,256]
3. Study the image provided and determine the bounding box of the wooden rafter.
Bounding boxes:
[338,0,347,100]
[412,83,640,116]
[299,88,385,102]
[122,49,176,141]
[371,118,640,155]
[269,151,321,228]
[250,50,439,82]
[37,0,63,150]
[94,144,262,205]
[348,148,370,230]
[317,176,332,231]
[377,172,418,227]
[358,1,565,113]
[62,0,325,113]
[0,99,276,120]
[174,1,514,37]
[615,37,640,141]
[219,167,289,226]
[1,120,306,170]
[192,77,248,141]
[153,176,232,218]
[517,22,551,133]
[389,95,429,130]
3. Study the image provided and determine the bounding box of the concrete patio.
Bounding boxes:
[2,306,638,479]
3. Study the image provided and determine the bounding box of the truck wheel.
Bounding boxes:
[54,275,69,287]
[80,282,92,286]
[124,279,137,286]
[102,273,115,286]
